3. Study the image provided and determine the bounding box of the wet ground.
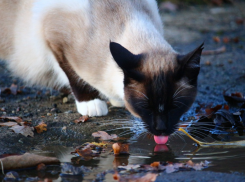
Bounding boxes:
[0,2,245,182]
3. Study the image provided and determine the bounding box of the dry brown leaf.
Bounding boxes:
[0,116,23,123]
[223,37,230,43]
[74,115,89,124]
[112,143,129,155]
[186,160,194,167]
[205,105,222,118]
[10,125,34,137]
[150,162,160,168]
[213,36,220,43]
[112,143,120,155]
[233,37,239,43]
[92,131,118,140]
[0,122,18,127]
[34,121,47,134]
[113,171,120,180]
[223,91,245,103]
[202,46,226,55]
[37,163,46,171]
[0,153,60,170]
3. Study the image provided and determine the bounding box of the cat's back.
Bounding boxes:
[0,0,22,60]
[89,0,162,33]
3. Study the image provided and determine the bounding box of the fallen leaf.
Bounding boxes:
[150,162,160,168]
[223,37,230,43]
[20,121,32,126]
[205,60,211,66]
[205,105,222,118]
[213,36,220,43]
[223,91,245,103]
[0,116,23,123]
[112,143,120,155]
[214,109,236,126]
[34,121,47,134]
[186,160,194,167]
[0,153,60,170]
[0,122,18,127]
[113,171,120,180]
[92,131,118,140]
[37,163,46,171]
[202,46,226,55]
[236,18,244,25]
[112,143,130,155]
[71,142,106,161]
[74,115,89,124]
[233,37,239,43]
[75,148,93,161]
[10,125,34,137]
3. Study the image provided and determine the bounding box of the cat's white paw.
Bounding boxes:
[75,99,108,117]
[109,99,124,107]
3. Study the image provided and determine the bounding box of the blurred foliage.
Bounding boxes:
[156,0,231,5]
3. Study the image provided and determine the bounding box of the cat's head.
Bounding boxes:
[110,42,203,136]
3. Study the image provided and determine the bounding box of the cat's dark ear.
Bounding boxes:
[110,42,144,81]
[177,43,204,79]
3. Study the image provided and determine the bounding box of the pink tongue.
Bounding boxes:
[154,135,169,144]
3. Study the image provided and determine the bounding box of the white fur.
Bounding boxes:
[0,0,174,117]
[109,98,125,107]
[75,99,108,117]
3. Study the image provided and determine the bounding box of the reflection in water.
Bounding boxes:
[3,130,245,182]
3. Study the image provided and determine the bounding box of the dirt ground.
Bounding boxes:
[0,2,245,181]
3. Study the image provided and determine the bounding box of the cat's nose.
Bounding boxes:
[155,116,167,131]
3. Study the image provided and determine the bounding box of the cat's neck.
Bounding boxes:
[103,17,174,102]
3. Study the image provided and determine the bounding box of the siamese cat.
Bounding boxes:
[0,0,203,136]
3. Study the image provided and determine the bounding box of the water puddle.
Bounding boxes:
[3,131,244,182]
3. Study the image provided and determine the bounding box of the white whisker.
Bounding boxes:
[128,88,149,100]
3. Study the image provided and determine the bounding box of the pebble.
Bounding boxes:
[63,97,68,104]
[47,113,52,116]
[67,94,75,102]
[64,110,73,114]
[205,61,211,66]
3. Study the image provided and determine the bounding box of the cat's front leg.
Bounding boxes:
[75,99,108,117]
[71,82,108,117]
[47,42,108,117]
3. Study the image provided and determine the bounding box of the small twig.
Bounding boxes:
[178,128,245,148]
[202,46,226,55]
[0,159,4,175]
